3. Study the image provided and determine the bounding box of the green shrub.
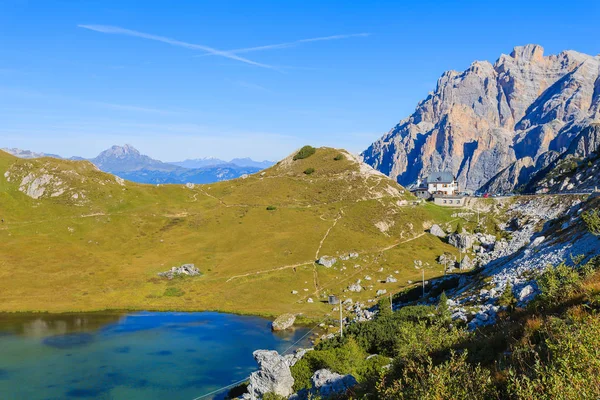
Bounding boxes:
[262,394,287,400]
[293,145,316,160]
[455,222,463,234]
[507,315,600,399]
[291,337,366,391]
[497,283,517,311]
[266,205,277,211]
[303,167,315,175]
[437,292,451,323]
[163,287,185,297]
[377,352,498,400]
[536,262,581,307]
[334,154,344,161]
[582,209,600,236]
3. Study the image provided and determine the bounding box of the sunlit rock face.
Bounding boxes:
[362,44,600,191]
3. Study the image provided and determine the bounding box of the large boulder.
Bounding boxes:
[311,369,357,398]
[247,350,294,399]
[271,313,296,331]
[430,224,446,238]
[316,256,337,268]
[460,255,473,270]
[448,233,474,250]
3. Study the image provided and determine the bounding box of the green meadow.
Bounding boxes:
[0,147,461,318]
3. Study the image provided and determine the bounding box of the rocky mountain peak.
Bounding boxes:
[92,144,176,173]
[362,45,600,192]
[510,44,545,62]
[101,144,141,158]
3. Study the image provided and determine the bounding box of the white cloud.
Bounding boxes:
[78,24,275,69]
[215,33,371,54]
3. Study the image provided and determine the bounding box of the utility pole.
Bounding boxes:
[339,302,343,338]
[422,269,425,298]
[389,292,393,312]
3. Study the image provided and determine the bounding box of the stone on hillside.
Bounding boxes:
[376,289,387,296]
[284,348,313,368]
[307,298,314,303]
[448,233,474,250]
[316,256,337,268]
[247,350,294,398]
[385,276,398,283]
[518,284,537,303]
[430,224,446,238]
[348,281,362,292]
[157,264,201,279]
[271,313,296,331]
[531,236,545,247]
[311,369,358,398]
[460,255,473,270]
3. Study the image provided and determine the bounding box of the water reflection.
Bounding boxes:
[0,313,124,338]
[0,312,311,400]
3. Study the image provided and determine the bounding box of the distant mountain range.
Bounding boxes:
[1,144,274,184]
[169,157,274,169]
[362,44,600,193]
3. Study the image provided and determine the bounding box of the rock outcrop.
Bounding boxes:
[246,350,295,399]
[310,369,358,398]
[157,264,201,279]
[271,313,296,331]
[362,45,600,192]
[316,256,337,268]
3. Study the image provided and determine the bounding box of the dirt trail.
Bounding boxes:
[226,208,345,285]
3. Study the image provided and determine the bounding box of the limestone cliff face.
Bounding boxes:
[362,45,600,191]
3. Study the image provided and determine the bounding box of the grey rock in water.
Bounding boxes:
[271,313,296,331]
[246,350,294,399]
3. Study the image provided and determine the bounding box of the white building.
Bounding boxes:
[426,172,458,195]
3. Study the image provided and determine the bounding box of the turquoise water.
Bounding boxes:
[0,312,311,399]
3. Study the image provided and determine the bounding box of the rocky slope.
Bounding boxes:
[523,123,600,193]
[362,45,600,192]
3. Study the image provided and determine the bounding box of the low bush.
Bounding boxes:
[266,205,277,211]
[163,287,185,297]
[334,154,344,161]
[291,337,366,391]
[507,315,600,399]
[377,352,498,400]
[497,283,517,311]
[303,167,315,175]
[293,145,316,160]
[582,209,600,236]
[536,262,582,307]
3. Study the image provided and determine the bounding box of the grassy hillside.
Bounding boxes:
[0,147,459,317]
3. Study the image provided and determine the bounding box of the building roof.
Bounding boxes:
[427,171,455,184]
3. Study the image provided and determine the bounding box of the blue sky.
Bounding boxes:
[1,0,598,161]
